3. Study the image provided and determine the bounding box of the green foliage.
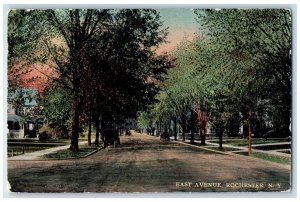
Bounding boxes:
[38,123,70,141]
[146,9,291,139]
[8,9,171,150]
[9,9,291,142]
[38,125,53,141]
[194,9,291,137]
[8,10,47,63]
[81,9,170,117]
[194,9,291,131]
[137,111,152,129]
[43,83,72,138]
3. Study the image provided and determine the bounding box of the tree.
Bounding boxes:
[137,111,152,133]
[79,9,170,144]
[194,9,292,137]
[148,9,291,150]
[42,82,72,139]
[163,37,214,144]
[8,10,51,93]
[8,9,170,151]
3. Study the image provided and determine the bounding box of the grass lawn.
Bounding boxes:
[237,151,291,165]
[7,146,53,157]
[278,150,291,154]
[204,146,242,152]
[8,131,97,145]
[7,138,70,157]
[208,138,284,146]
[79,132,96,142]
[188,142,241,151]
[8,138,69,144]
[252,143,290,150]
[7,134,96,157]
[42,144,100,160]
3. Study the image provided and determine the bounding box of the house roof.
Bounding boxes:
[8,88,38,106]
[7,114,22,122]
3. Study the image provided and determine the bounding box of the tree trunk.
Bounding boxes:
[180,122,186,142]
[182,124,186,142]
[159,122,162,136]
[70,106,80,151]
[200,130,205,145]
[179,112,186,142]
[199,118,207,145]
[173,117,177,141]
[88,117,92,146]
[218,123,223,149]
[70,83,80,152]
[190,110,195,144]
[69,47,82,152]
[95,116,100,144]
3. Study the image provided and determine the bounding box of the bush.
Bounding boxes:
[38,125,53,141]
[38,124,70,141]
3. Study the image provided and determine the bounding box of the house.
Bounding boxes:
[7,88,42,138]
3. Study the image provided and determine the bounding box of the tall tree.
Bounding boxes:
[43,9,113,151]
[79,9,170,144]
[8,9,170,151]
[194,9,292,137]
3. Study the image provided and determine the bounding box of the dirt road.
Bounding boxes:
[7,132,291,193]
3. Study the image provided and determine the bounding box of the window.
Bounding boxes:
[7,121,13,130]
[14,122,20,130]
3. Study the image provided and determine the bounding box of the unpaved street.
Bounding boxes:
[7,132,291,192]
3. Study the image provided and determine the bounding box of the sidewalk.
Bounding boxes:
[204,140,291,158]
[8,141,87,161]
[170,136,291,159]
[168,137,291,170]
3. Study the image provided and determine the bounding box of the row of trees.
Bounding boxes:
[137,9,292,146]
[8,9,172,151]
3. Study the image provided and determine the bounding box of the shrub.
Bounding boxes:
[38,125,53,141]
[38,124,70,141]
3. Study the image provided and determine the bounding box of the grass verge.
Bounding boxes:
[42,144,101,160]
[208,139,283,146]
[204,146,242,152]
[7,139,69,157]
[252,144,290,150]
[189,142,242,152]
[237,151,291,165]
[8,138,69,144]
[7,146,52,157]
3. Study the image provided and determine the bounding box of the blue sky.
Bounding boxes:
[157,8,199,53]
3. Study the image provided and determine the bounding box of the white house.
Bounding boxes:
[7,88,39,138]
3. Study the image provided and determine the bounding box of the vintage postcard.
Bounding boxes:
[5,7,292,194]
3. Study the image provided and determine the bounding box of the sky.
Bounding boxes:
[156,8,199,54]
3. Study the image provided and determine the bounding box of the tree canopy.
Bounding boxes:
[8,9,291,150]
[8,9,171,150]
[137,9,291,144]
